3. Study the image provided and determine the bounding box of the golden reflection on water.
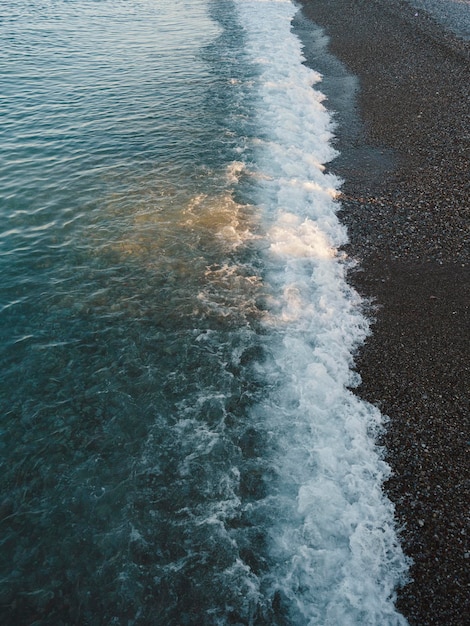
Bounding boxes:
[80,171,266,325]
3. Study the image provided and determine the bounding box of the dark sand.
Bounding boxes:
[296,0,469,624]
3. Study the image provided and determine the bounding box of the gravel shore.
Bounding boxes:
[296,1,469,624]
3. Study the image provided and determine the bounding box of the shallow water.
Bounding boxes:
[408,0,470,40]
[0,1,409,623]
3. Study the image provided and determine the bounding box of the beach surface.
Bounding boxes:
[408,0,470,40]
[296,0,469,624]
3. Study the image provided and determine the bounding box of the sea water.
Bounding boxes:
[0,0,409,623]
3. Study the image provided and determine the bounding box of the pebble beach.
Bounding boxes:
[297,0,469,624]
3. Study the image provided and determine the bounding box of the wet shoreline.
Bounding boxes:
[296,0,470,623]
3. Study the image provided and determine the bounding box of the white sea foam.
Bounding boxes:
[234,1,410,623]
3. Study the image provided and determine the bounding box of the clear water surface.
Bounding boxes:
[0,1,409,624]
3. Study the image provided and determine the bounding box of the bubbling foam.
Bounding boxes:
[234,1,410,623]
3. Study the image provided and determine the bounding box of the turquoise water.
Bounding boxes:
[0,1,409,624]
